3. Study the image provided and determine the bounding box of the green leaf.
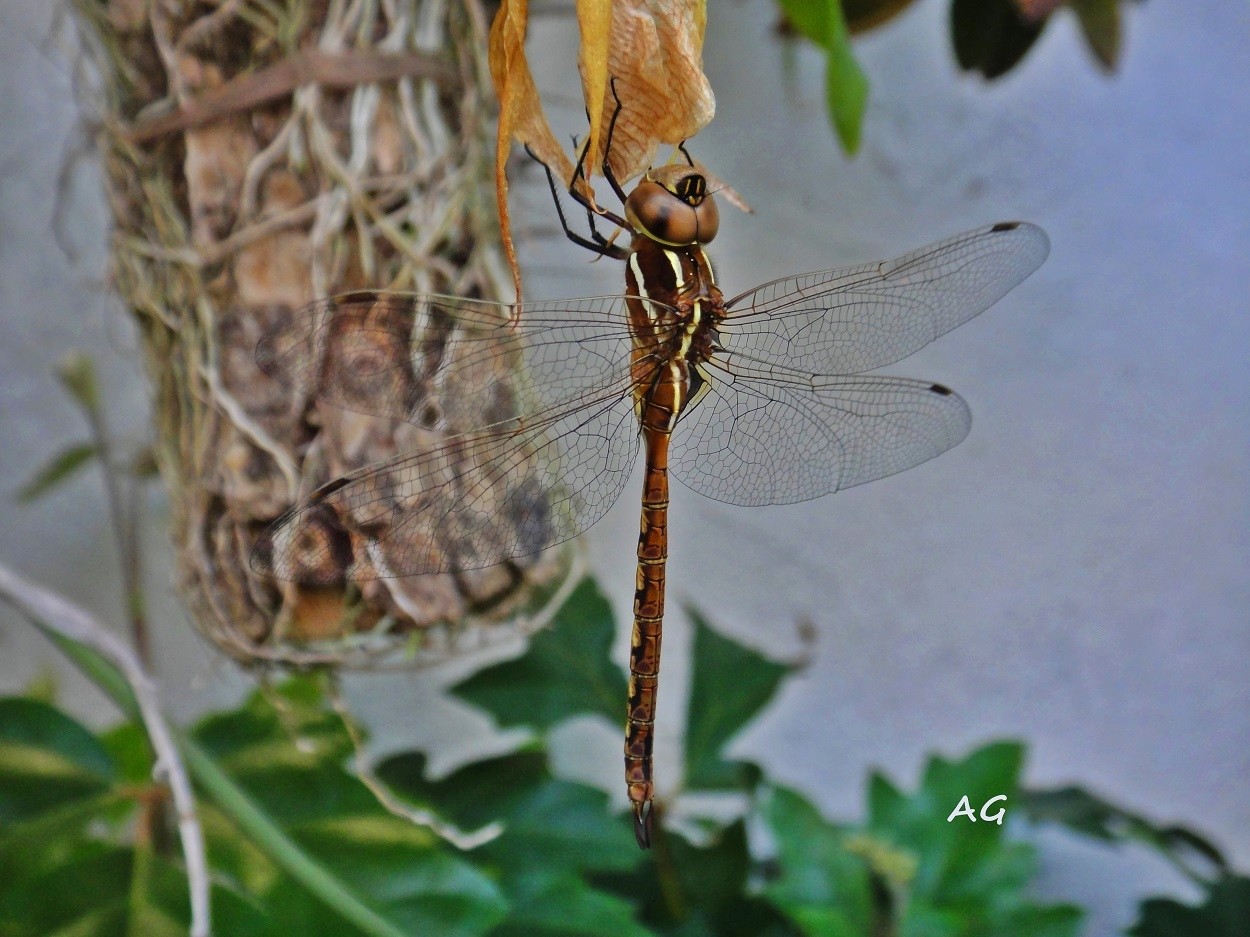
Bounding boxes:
[451,578,627,730]
[822,2,869,153]
[1018,785,1228,879]
[761,786,876,937]
[15,442,99,502]
[377,748,549,831]
[0,698,116,824]
[192,677,354,784]
[867,741,1024,900]
[100,721,156,785]
[480,778,638,873]
[986,903,1085,937]
[293,816,506,937]
[186,678,507,937]
[683,608,792,792]
[1071,0,1120,71]
[777,0,833,44]
[950,0,1044,79]
[55,353,101,415]
[19,669,58,704]
[0,844,132,935]
[776,0,869,153]
[31,627,499,937]
[1129,875,1250,937]
[0,841,275,937]
[595,819,794,936]
[490,870,654,937]
[855,741,1085,935]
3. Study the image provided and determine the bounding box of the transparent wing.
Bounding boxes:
[256,389,642,581]
[256,291,676,430]
[671,361,971,505]
[721,222,1049,375]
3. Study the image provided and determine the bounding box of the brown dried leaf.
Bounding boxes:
[489,0,718,296]
[581,0,714,184]
[576,0,613,190]
[489,0,575,300]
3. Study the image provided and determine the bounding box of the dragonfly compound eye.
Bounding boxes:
[625,179,719,246]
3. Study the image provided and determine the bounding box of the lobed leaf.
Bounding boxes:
[0,697,116,824]
[451,577,626,730]
[761,786,877,937]
[1129,875,1250,937]
[683,607,792,792]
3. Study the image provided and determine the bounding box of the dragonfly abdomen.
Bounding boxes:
[621,234,726,848]
[626,426,670,848]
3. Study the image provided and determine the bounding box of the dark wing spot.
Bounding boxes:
[991,221,1020,232]
[929,383,954,396]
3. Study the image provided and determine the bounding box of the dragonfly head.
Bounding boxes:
[625,165,719,248]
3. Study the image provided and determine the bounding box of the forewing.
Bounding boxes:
[256,291,671,429]
[671,364,971,506]
[256,391,642,581]
[721,222,1049,375]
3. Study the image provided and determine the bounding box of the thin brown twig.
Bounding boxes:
[0,564,210,937]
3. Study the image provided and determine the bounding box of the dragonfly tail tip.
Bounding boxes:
[633,802,653,850]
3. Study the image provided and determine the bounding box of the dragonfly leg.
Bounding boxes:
[599,77,630,206]
[526,144,630,261]
[565,77,631,229]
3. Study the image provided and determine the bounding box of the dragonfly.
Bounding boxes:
[253,158,1049,849]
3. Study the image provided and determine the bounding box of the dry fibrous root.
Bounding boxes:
[71,0,572,669]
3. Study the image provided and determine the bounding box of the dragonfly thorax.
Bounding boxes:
[625,165,719,247]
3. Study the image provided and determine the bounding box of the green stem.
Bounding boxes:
[40,625,411,937]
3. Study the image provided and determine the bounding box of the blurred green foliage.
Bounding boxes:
[2,577,1244,935]
[776,0,1136,153]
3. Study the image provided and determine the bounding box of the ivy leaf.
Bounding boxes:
[293,817,506,937]
[596,819,793,936]
[490,869,654,937]
[951,0,1045,79]
[377,748,549,832]
[1018,785,1229,880]
[451,578,627,730]
[777,0,869,153]
[1129,875,1250,937]
[15,442,99,502]
[480,778,638,872]
[867,741,1023,899]
[683,607,792,792]
[0,697,116,823]
[761,786,876,937]
[860,741,1083,934]
[189,679,509,936]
